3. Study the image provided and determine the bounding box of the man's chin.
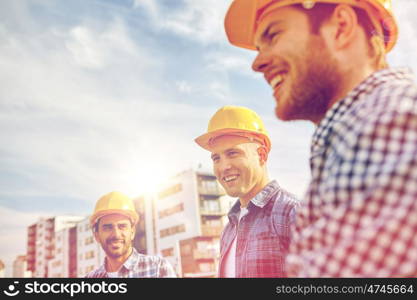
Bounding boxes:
[275,105,293,121]
[105,248,126,258]
[224,188,240,198]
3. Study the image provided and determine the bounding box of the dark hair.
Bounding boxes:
[293,3,387,69]
[294,3,375,39]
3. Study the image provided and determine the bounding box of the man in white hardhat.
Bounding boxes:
[195,105,299,277]
[86,191,176,278]
[224,0,417,276]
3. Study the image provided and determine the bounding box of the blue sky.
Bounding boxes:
[1,0,416,274]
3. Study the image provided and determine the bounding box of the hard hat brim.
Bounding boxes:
[195,128,271,152]
[90,209,139,228]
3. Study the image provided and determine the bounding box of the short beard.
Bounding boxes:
[279,36,342,122]
[104,239,130,258]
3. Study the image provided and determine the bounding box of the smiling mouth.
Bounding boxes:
[223,175,239,183]
[269,73,286,91]
[109,240,124,247]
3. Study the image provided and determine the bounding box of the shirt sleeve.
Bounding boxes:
[158,257,177,278]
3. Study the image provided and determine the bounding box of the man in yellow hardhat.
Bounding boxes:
[86,191,176,278]
[224,0,417,276]
[195,105,299,277]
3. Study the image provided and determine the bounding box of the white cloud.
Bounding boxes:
[133,0,158,16]
[175,80,193,94]
[205,49,260,79]
[134,0,232,44]
[0,3,211,205]
[65,20,139,70]
[388,0,417,73]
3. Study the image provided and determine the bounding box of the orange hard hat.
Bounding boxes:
[224,0,398,52]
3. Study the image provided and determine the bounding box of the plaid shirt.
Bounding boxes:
[85,248,176,278]
[287,68,417,277]
[219,180,299,277]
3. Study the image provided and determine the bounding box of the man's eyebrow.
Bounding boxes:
[256,20,283,47]
[210,147,239,159]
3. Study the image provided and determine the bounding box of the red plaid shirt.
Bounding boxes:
[85,248,176,278]
[219,180,299,277]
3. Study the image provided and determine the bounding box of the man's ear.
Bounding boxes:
[131,223,136,241]
[257,146,268,165]
[93,228,100,243]
[324,4,359,51]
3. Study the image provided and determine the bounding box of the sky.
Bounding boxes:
[0,0,416,275]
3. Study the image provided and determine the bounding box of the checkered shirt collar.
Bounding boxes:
[227,180,281,224]
[96,247,139,275]
[312,68,414,154]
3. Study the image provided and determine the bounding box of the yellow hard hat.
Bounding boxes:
[90,191,139,227]
[195,105,271,152]
[225,0,397,52]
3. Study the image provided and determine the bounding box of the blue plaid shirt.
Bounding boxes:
[287,68,417,277]
[85,248,176,278]
[219,180,299,277]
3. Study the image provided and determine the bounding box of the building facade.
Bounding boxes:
[154,169,234,276]
[26,216,84,277]
[132,194,157,255]
[13,255,32,277]
[76,217,105,277]
[48,226,78,277]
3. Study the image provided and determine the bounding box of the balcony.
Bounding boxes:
[201,225,223,237]
[198,186,225,196]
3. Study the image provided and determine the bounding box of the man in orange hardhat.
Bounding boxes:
[195,105,299,277]
[86,191,176,278]
[225,0,417,276]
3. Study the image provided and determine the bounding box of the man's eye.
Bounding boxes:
[268,31,281,43]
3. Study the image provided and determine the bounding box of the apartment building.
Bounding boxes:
[0,260,5,277]
[13,255,32,277]
[133,194,157,255]
[179,236,220,277]
[154,169,234,276]
[76,216,105,277]
[48,226,78,277]
[26,216,84,277]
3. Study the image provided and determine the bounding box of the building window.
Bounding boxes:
[85,237,94,245]
[86,265,95,273]
[160,224,186,238]
[158,203,184,219]
[52,260,61,268]
[199,178,219,192]
[200,199,220,213]
[161,248,174,257]
[158,183,182,200]
[85,250,95,259]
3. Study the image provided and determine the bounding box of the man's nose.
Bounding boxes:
[252,51,271,73]
[111,227,123,237]
[217,158,232,174]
